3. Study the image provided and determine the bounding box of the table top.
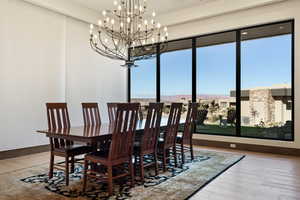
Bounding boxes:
[37,118,173,142]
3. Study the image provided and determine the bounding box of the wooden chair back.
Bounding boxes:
[107,103,118,123]
[82,102,101,126]
[109,103,140,161]
[46,103,72,150]
[163,103,182,149]
[141,103,164,154]
[182,103,198,143]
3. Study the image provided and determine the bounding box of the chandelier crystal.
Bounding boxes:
[89,0,168,67]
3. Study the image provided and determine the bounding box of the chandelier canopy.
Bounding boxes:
[89,0,168,67]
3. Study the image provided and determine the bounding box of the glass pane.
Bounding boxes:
[131,58,156,117]
[241,22,292,140]
[196,32,236,136]
[161,40,192,120]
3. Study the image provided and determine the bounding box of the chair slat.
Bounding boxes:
[82,103,101,126]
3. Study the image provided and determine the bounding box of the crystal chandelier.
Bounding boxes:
[89,0,168,67]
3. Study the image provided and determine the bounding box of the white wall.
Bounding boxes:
[65,18,127,126]
[168,0,300,149]
[0,0,126,152]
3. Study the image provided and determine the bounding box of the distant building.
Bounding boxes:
[231,84,291,126]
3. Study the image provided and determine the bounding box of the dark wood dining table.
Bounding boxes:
[37,118,175,144]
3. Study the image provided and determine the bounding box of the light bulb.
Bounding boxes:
[118,5,122,10]
[165,32,169,37]
[102,10,106,16]
[104,38,108,43]
[142,40,146,45]
[152,12,156,17]
[134,5,138,9]
[90,24,94,29]
[120,22,124,27]
[127,17,131,23]
[89,30,93,35]
[157,23,161,29]
[161,36,165,41]
[98,20,102,26]
[94,35,98,39]
[111,19,115,25]
[133,41,136,46]
[151,38,155,43]
[144,20,148,25]
[164,27,168,32]
[106,17,110,22]
[113,0,118,6]
[151,19,154,25]
[138,24,141,28]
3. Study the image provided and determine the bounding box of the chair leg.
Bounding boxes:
[107,166,113,196]
[166,149,170,164]
[134,154,138,175]
[71,156,75,173]
[139,154,144,182]
[129,159,135,186]
[65,156,69,186]
[173,146,177,168]
[82,159,88,193]
[154,153,158,176]
[162,150,167,172]
[181,144,185,167]
[49,153,54,179]
[190,141,194,160]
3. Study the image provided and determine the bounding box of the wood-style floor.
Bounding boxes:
[1,146,300,200]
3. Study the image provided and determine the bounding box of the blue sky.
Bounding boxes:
[131,34,292,98]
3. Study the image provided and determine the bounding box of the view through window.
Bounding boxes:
[240,23,292,140]
[130,58,156,118]
[161,40,192,120]
[196,32,236,136]
[129,20,294,141]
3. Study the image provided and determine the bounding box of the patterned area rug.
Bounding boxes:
[0,150,244,200]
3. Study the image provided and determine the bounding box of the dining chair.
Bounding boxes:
[83,103,140,196]
[134,103,163,182]
[46,103,92,186]
[82,102,101,126]
[176,103,198,166]
[107,103,118,123]
[82,102,111,151]
[158,103,182,171]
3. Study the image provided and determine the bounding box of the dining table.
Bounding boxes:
[37,118,180,146]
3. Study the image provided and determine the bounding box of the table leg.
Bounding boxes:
[91,141,98,170]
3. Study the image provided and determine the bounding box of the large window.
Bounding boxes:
[161,40,192,119]
[129,20,294,141]
[240,22,293,140]
[130,58,156,117]
[196,32,236,136]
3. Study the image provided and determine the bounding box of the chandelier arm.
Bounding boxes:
[101,27,155,43]
[102,30,130,47]
[97,33,126,59]
[92,41,125,60]
[90,42,117,60]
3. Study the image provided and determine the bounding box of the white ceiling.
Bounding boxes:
[23,0,289,27]
[71,0,213,15]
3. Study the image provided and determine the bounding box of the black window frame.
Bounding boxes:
[128,19,295,142]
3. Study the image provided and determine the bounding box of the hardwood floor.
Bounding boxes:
[190,147,300,200]
[0,146,300,200]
